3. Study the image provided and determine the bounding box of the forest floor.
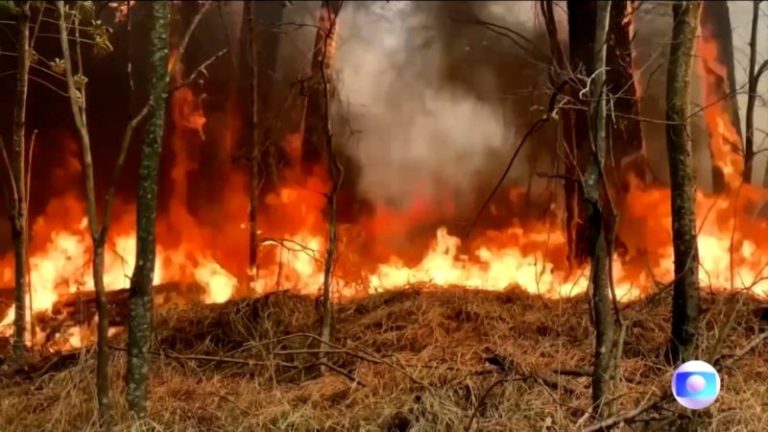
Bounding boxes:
[1,285,767,431]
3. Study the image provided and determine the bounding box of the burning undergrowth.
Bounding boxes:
[1,286,767,431]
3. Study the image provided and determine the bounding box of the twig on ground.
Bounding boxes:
[715,330,768,368]
[581,392,672,432]
[316,361,365,387]
[265,332,427,387]
[464,377,525,432]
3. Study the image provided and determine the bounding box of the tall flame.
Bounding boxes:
[696,14,744,190]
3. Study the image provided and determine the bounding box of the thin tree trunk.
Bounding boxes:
[127,0,171,419]
[666,0,702,364]
[238,2,283,291]
[585,1,616,416]
[745,0,759,183]
[317,1,342,348]
[55,2,110,426]
[10,0,30,365]
[245,1,260,290]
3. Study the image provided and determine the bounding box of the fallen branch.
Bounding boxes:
[581,392,672,432]
[316,360,365,387]
[108,344,294,368]
[266,331,427,387]
[715,330,768,368]
[464,376,525,432]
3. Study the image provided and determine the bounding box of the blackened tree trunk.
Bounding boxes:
[127,0,170,419]
[605,0,646,192]
[666,0,702,364]
[10,0,30,365]
[745,1,761,183]
[699,1,743,192]
[584,1,616,416]
[244,1,261,290]
[565,0,597,266]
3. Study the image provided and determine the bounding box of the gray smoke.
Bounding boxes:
[330,1,550,214]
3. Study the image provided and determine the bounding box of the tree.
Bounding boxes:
[55,1,145,426]
[746,0,767,184]
[294,0,342,350]
[665,0,702,364]
[127,0,170,419]
[244,1,261,291]
[7,0,30,366]
[242,1,284,291]
[583,1,617,416]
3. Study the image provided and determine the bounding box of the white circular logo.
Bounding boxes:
[671,360,720,410]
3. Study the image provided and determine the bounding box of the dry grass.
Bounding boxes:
[1,285,767,431]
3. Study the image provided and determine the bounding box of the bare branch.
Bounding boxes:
[173,1,214,72]
[0,135,18,206]
[99,103,151,241]
[465,80,568,237]
[171,47,228,92]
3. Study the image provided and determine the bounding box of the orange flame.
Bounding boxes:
[696,19,744,190]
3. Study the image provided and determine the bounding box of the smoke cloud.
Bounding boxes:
[331,1,542,214]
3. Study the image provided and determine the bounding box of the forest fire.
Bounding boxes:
[2,17,768,343]
[5,2,768,431]
[0,3,764,357]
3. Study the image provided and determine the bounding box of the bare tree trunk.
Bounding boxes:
[55,2,111,426]
[666,0,702,364]
[585,1,616,416]
[745,0,760,183]
[244,2,261,290]
[698,1,743,192]
[127,0,170,419]
[606,0,646,191]
[316,1,342,348]
[10,0,30,365]
[56,3,152,427]
[238,2,283,291]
